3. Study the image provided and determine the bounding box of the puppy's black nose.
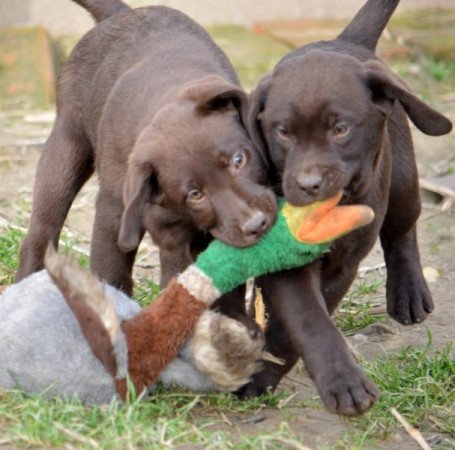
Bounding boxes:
[297,174,322,196]
[241,211,268,236]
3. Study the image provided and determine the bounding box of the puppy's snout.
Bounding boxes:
[296,174,323,197]
[241,211,268,237]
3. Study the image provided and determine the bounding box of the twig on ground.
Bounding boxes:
[53,422,100,450]
[0,217,27,233]
[357,263,386,276]
[337,305,387,316]
[284,374,313,388]
[218,412,233,426]
[342,335,364,362]
[278,392,299,408]
[367,306,388,316]
[391,408,432,450]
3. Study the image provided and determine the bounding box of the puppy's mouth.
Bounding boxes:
[340,188,351,205]
[210,221,270,248]
[340,173,369,204]
[210,193,278,247]
[284,168,347,207]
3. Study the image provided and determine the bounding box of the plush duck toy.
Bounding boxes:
[0,193,373,404]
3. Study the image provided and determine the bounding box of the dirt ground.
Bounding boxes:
[0,9,455,443]
[0,94,454,448]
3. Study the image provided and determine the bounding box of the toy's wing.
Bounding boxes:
[45,246,123,379]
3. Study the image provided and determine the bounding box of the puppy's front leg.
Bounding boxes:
[236,298,299,399]
[380,116,433,325]
[249,265,378,416]
[91,189,139,295]
[159,245,193,289]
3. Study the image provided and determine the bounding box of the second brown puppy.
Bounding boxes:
[243,0,452,415]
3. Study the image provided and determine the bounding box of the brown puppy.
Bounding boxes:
[242,0,452,415]
[17,0,277,296]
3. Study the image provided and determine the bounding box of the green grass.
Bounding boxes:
[0,387,295,448]
[336,274,388,335]
[0,226,22,284]
[1,226,454,448]
[0,226,90,285]
[342,337,455,447]
[133,278,161,307]
[424,57,455,86]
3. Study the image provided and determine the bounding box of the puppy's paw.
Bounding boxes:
[386,269,434,326]
[317,366,378,416]
[235,358,291,399]
[236,373,275,400]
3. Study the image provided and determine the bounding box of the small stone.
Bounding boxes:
[352,333,368,342]
[423,266,440,283]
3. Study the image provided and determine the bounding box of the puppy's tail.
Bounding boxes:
[337,0,400,52]
[70,0,130,23]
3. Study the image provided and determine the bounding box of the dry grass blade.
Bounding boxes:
[391,408,432,450]
[357,262,386,276]
[54,422,100,450]
[262,351,285,366]
[254,287,267,331]
[337,305,387,316]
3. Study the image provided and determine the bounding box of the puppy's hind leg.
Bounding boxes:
[17,119,94,281]
[380,108,433,325]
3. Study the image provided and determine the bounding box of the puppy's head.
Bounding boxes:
[118,75,277,251]
[248,50,452,206]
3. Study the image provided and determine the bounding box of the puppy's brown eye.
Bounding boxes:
[187,189,204,202]
[277,126,289,139]
[333,123,350,137]
[231,151,246,170]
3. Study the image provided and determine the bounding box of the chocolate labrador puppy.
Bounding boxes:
[17,0,277,297]
[243,0,452,415]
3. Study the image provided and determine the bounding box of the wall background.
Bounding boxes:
[1,0,454,36]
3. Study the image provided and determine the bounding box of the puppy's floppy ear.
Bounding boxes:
[179,74,249,124]
[363,60,452,136]
[118,130,162,253]
[247,74,272,169]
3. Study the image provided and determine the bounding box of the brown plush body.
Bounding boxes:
[118,279,207,395]
[239,0,453,416]
[16,0,276,304]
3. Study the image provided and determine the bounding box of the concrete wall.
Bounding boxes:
[1,0,454,35]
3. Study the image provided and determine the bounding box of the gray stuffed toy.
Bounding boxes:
[0,251,267,405]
